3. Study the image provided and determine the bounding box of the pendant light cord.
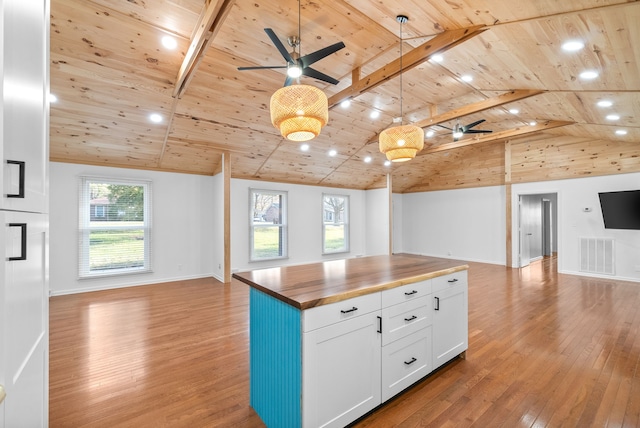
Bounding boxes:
[398,17,404,126]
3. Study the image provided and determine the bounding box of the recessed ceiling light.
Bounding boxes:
[561,40,584,52]
[300,143,310,151]
[606,114,620,121]
[328,149,337,157]
[370,111,380,119]
[384,160,391,167]
[161,36,177,50]
[49,93,58,103]
[597,100,613,107]
[149,113,163,123]
[426,130,435,138]
[509,108,519,115]
[615,129,627,136]
[431,54,443,63]
[340,99,351,108]
[529,121,537,126]
[579,70,599,80]
[461,75,473,82]
[364,156,372,163]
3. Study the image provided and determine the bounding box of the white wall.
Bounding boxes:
[392,193,403,253]
[230,178,368,272]
[365,188,389,256]
[50,162,215,295]
[211,167,225,282]
[513,172,640,281]
[398,186,507,265]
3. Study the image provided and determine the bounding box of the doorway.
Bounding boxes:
[518,193,557,268]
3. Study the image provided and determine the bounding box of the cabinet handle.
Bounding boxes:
[6,160,26,198]
[377,316,382,333]
[404,315,417,322]
[434,296,440,311]
[447,278,458,283]
[8,223,27,261]
[340,306,358,314]
[404,357,417,365]
[404,290,417,296]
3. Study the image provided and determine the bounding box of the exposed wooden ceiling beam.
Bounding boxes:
[172,0,236,98]
[327,25,486,108]
[414,89,545,128]
[420,120,575,154]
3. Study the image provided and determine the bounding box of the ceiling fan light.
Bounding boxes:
[287,64,302,78]
[270,84,328,142]
[453,130,464,139]
[379,124,424,162]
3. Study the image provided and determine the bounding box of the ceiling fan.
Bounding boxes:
[238,28,345,87]
[438,119,493,141]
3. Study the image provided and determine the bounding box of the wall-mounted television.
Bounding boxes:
[598,190,640,230]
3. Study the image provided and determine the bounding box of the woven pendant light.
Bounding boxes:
[270,84,328,141]
[379,15,424,162]
[379,124,424,162]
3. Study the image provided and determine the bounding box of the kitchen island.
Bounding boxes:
[233,254,469,428]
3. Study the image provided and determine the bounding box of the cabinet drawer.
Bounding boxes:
[381,296,430,346]
[381,279,431,308]
[381,327,432,402]
[303,292,381,332]
[432,271,468,293]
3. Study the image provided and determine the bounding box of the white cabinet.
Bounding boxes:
[432,271,468,369]
[1,0,49,214]
[303,307,381,428]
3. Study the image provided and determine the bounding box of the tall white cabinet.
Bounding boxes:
[0,0,50,427]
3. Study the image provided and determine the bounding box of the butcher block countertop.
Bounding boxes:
[232,254,469,310]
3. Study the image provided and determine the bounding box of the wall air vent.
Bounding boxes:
[580,237,615,275]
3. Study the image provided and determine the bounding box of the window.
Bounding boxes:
[79,177,152,278]
[323,194,349,254]
[250,189,287,261]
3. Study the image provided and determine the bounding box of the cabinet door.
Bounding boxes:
[303,311,381,428]
[1,212,48,428]
[432,284,468,369]
[1,0,49,213]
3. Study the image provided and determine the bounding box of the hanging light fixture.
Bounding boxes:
[379,15,424,162]
[270,0,329,142]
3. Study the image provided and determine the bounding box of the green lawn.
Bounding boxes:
[252,224,347,258]
[89,228,144,270]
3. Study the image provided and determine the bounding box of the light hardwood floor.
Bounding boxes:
[50,256,640,427]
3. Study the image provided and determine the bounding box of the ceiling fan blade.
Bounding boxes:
[462,119,486,131]
[237,65,288,71]
[300,42,346,68]
[436,124,454,131]
[302,67,339,85]
[264,28,294,63]
[464,129,493,134]
[284,75,294,87]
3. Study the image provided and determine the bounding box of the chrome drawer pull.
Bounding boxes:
[340,307,358,314]
[404,290,418,296]
[404,357,417,365]
[404,315,417,322]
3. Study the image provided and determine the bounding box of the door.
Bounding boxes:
[518,196,532,267]
[0,212,48,428]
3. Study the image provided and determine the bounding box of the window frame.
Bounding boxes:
[322,193,350,255]
[79,176,152,278]
[249,188,288,262]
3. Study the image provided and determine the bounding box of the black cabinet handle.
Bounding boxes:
[404,290,417,296]
[8,223,27,261]
[448,278,458,283]
[404,357,417,365]
[340,306,358,314]
[404,315,417,322]
[377,316,382,333]
[434,296,440,311]
[6,160,25,198]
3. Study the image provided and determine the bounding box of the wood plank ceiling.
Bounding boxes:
[49,0,640,193]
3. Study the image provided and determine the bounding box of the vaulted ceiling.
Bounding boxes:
[49,0,640,192]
